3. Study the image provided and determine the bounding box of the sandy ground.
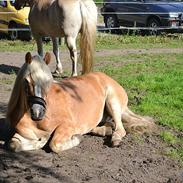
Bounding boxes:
[0,50,183,183]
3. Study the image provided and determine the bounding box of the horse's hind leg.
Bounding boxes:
[49,125,81,153]
[34,35,43,57]
[106,97,126,147]
[52,37,63,74]
[65,36,78,76]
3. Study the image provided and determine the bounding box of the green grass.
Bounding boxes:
[97,53,183,130]
[94,0,103,5]
[96,33,183,50]
[160,131,183,162]
[1,34,183,51]
[160,131,179,145]
[96,52,183,162]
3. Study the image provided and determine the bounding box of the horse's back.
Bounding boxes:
[30,0,82,37]
[93,72,128,106]
[61,72,128,107]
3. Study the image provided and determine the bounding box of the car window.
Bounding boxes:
[0,0,7,7]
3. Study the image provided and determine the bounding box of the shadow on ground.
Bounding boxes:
[0,64,19,75]
[0,102,7,116]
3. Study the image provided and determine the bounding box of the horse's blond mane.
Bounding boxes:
[29,56,53,94]
[6,56,53,126]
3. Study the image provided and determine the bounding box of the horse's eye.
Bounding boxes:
[24,79,28,86]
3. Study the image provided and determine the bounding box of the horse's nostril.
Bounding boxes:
[42,108,45,115]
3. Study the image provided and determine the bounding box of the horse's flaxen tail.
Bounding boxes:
[80,0,97,74]
[122,108,156,133]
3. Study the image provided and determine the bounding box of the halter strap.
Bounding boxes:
[28,96,46,108]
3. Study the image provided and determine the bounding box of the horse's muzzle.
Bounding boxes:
[28,96,46,121]
[30,104,46,121]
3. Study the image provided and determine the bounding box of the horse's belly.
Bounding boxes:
[30,22,65,37]
[29,11,65,37]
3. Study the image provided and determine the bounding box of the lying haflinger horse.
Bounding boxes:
[7,53,155,153]
[14,0,97,76]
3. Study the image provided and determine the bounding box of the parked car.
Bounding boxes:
[101,0,183,35]
[0,0,31,40]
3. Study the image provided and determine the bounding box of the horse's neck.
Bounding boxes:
[8,102,27,128]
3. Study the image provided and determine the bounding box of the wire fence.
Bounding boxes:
[0,1,183,33]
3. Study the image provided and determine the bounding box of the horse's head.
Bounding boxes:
[14,0,29,10]
[24,52,53,121]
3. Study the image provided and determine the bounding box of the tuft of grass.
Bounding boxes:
[160,131,183,163]
[160,131,178,145]
[166,147,183,164]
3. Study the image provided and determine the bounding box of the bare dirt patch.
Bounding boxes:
[0,50,182,183]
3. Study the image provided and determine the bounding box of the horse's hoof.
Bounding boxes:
[54,70,62,75]
[71,74,78,77]
[52,70,63,78]
[112,140,121,147]
[53,67,63,75]
[8,140,21,152]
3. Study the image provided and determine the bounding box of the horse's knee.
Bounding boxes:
[111,129,126,147]
[49,135,81,153]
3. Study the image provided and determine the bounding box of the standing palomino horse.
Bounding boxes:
[14,0,97,76]
[7,53,155,152]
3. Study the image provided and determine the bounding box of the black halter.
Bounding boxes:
[28,96,46,109]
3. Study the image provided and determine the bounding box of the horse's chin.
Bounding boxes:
[31,116,44,121]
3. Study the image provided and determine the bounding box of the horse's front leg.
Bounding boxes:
[49,125,81,153]
[65,36,78,76]
[8,128,50,152]
[52,37,63,74]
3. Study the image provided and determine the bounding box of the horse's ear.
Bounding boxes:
[25,52,32,64]
[44,52,51,65]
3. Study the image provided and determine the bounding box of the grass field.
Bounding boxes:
[1,34,183,51]
[96,51,183,162]
[0,34,182,161]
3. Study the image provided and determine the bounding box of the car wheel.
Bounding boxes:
[147,18,161,36]
[104,14,119,34]
[8,23,18,40]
